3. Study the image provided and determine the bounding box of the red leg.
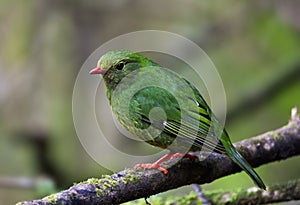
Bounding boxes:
[135,152,197,174]
[135,153,172,174]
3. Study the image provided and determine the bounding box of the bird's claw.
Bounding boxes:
[134,153,196,174]
[135,163,168,174]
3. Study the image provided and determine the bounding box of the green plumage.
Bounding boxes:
[92,50,266,189]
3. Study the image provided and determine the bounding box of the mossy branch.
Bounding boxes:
[17,107,300,205]
[148,179,300,205]
[205,179,300,205]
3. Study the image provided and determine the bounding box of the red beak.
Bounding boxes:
[89,66,107,75]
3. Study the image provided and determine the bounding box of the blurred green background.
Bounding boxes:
[1,0,300,204]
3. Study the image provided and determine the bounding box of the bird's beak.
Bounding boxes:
[89,66,107,75]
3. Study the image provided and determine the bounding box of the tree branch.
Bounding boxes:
[206,179,300,205]
[150,179,300,205]
[17,107,300,205]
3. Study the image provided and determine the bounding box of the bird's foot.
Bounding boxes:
[135,163,168,174]
[135,153,172,174]
[135,152,197,174]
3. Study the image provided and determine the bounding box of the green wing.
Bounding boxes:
[128,81,226,153]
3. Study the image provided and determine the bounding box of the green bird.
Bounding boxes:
[90,50,266,189]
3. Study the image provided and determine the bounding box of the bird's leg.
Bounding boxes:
[135,152,197,174]
[135,153,172,174]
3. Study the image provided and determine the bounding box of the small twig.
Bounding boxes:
[192,184,211,205]
[291,106,298,121]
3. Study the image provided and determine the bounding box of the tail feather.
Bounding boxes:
[221,132,266,190]
[227,146,266,189]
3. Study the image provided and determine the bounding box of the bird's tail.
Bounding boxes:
[220,131,266,190]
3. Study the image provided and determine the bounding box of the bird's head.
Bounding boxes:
[90,50,158,90]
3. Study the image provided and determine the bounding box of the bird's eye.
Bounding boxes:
[115,62,125,70]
